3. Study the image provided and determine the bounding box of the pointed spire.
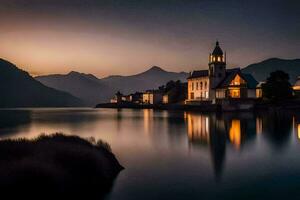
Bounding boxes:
[212,40,223,56]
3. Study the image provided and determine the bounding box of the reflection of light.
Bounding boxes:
[256,117,263,134]
[143,109,153,135]
[187,113,210,144]
[298,124,300,140]
[229,119,241,149]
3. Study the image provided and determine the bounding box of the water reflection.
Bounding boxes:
[0,108,300,199]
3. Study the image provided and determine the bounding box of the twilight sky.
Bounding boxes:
[0,0,299,77]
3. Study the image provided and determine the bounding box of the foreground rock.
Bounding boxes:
[0,134,123,198]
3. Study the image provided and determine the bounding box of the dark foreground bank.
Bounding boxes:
[0,134,123,198]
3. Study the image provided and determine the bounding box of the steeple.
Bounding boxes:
[208,41,227,88]
[209,41,226,64]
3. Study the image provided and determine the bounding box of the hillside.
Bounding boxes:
[242,58,300,83]
[101,66,188,94]
[37,66,189,105]
[36,71,114,105]
[0,59,83,107]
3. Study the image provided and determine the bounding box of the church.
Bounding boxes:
[186,41,258,104]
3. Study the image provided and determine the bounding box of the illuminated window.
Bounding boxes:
[256,89,263,98]
[230,74,246,86]
[217,56,221,62]
[229,89,240,98]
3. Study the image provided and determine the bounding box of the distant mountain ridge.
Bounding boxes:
[35,58,300,106]
[36,66,189,105]
[100,66,188,94]
[36,71,114,105]
[0,59,83,108]
[242,58,300,83]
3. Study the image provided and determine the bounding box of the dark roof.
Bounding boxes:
[188,70,208,79]
[216,68,258,89]
[242,73,259,89]
[212,41,223,56]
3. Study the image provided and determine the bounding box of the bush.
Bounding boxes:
[0,133,123,198]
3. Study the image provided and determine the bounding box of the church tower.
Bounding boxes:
[209,41,226,88]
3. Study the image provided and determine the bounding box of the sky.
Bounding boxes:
[0,0,299,77]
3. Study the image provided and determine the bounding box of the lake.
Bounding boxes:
[1,108,300,199]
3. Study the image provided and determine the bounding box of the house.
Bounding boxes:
[186,41,258,104]
[143,90,163,104]
[129,92,143,104]
[293,76,300,96]
[256,82,265,98]
[163,82,188,104]
[110,91,123,103]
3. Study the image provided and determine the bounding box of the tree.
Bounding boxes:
[262,70,293,101]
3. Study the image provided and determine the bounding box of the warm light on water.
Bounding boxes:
[1,108,300,199]
[229,119,241,149]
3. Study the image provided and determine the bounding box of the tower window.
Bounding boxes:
[217,56,221,62]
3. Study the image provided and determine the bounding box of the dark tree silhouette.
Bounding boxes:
[262,70,293,101]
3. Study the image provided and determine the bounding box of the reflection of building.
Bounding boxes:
[187,113,210,144]
[143,109,154,134]
[186,112,259,180]
[186,41,258,104]
[186,112,226,181]
[256,117,263,134]
[229,119,241,149]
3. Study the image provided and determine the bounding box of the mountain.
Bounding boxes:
[36,71,114,105]
[0,59,83,108]
[242,58,300,83]
[101,66,188,94]
[36,66,189,105]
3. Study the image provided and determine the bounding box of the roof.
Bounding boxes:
[256,82,265,88]
[215,68,258,89]
[242,73,259,89]
[188,70,209,79]
[212,41,223,56]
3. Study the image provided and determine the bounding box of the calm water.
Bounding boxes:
[1,108,300,199]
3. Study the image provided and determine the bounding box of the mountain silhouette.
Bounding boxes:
[0,59,83,107]
[36,66,189,105]
[242,58,300,83]
[36,71,114,105]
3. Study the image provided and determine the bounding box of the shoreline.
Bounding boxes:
[95,100,300,112]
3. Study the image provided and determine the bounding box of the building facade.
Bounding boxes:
[142,90,163,104]
[186,41,258,104]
